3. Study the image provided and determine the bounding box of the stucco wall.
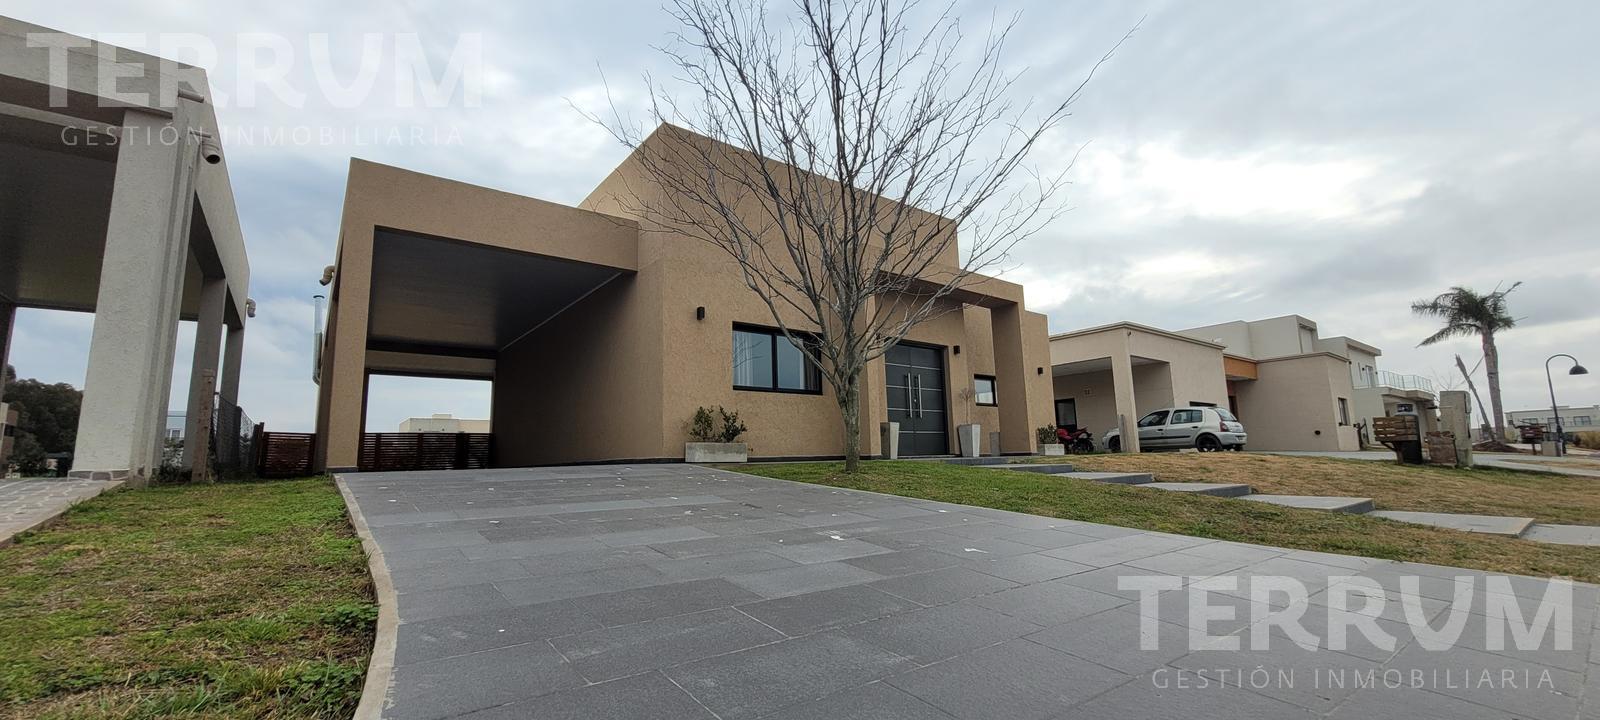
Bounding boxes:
[1052,369,1119,436]
[1235,353,1359,451]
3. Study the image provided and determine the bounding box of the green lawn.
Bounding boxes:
[0,478,375,720]
[729,461,1600,583]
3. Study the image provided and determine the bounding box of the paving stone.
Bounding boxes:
[840,601,1043,664]
[1040,533,1206,568]
[1240,494,1375,513]
[396,582,511,623]
[647,550,799,581]
[840,547,964,577]
[1325,685,1525,720]
[1052,471,1154,485]
[1026,607,1192,674]
[1053,673,1317,719]
[971,578,1130,626]
[1385,642,1583,720]
[1521,523,1600,546]
[387,559,532,593]
[386,640,585,720]
[1172,638,1384,712]
[965,553,1094,584]
[494,565,671,607]
[763,538,894,564]
[996,527,1105,550]
[1368,510,1535,536]
[394,600,601,665]
[885,638,1128,720]
[550,608,783,682]
[737,584,920,636]
[727,561,885,599]
[867,566,1020,606]
[456,671,716,720]
[580,578,765,627]
[756,680,955,720]
[1135,481,1253,497]
[663,632,911,720]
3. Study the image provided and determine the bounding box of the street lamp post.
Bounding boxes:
[1545,354,1590,457]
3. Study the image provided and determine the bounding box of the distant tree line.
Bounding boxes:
[3,365,81,476]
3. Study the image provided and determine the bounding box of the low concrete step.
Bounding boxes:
[1521,524,1600,546]
[1135,482,1252,498]
[1051,471,1154,486]
[994,463,1076,475]
[941,457,1010,466]
[1240,494,1375,514]
[1367,510,1534,537]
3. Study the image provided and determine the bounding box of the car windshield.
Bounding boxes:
[1214,408,1239,422]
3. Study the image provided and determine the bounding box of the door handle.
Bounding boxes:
[905,373,913,417]
[913,375,922,418]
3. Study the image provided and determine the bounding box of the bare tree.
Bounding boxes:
[588,0,1131,470]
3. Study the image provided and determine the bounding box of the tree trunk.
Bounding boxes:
[1455,354,1494,438]
[838,371,862,472]
[1482,332,1507,441]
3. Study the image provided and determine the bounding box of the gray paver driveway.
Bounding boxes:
[0,477,123,544]
[340,464,1600,720]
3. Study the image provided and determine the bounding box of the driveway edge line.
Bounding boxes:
[336,475,399,720]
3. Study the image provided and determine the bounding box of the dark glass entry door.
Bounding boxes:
[885,343,949,456]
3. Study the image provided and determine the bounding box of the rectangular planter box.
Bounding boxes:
[1041,443,1065,456]
[685,442,748,463]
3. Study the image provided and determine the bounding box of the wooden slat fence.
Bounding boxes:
[358,432,492,472]
[257,431,317,478]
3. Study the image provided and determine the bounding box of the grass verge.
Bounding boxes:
[0,477,375,720]
[1064,452,1600,525]
[729,461,1600,583]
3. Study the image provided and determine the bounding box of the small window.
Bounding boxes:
[1572,416,1592,426]
[1170,409,1203,424]
[973,376,997,406]
[1137,411,1170,427]
[1338,398,1351,426]
[1215,408,1239,423]
[732,325,822,394]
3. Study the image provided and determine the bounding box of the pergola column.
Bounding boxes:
[1111,349,1141,453]
[72,109,195,485]
[182,277,226,469]
[0,299,14,396]
[990,302,1032,453]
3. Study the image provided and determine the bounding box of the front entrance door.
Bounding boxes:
[885,343,949,456]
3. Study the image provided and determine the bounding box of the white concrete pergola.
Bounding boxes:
[0,17,250,485]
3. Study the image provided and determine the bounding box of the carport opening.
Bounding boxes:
[364,374,492,434]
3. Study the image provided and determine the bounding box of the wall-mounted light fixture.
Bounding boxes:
[696,306,706,321]
[1037,367,1045,375]
[953,345,961,355]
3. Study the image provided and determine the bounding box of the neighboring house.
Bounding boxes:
[165,411,186,441]
[398,414,491,434]
[313,126,1054,470]
[1507,405,1599,431]
[1049,314,1437,452]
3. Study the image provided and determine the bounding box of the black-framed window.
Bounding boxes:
[973,375,997,406]
[733,325,822,394]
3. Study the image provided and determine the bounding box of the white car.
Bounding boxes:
[1103,407,1247,452]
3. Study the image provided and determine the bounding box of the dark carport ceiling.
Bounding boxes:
[365,228,625,353]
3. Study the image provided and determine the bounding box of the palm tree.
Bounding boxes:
[1411,282,1520,441]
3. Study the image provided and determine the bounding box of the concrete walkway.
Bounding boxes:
[1264,450,1600,479]
[340,465,1600,720]
[0,477,124,545]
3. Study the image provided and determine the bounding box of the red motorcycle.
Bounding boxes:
[1055,426,1096,454]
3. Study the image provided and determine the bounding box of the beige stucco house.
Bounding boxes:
[313,126,1054,471]
[398,414,491,434]
[1050,314,1437,452]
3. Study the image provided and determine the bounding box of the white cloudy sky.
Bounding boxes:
[6,0,1597,433]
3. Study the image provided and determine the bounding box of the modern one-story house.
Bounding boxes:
[313,126,1055,471]
[1049,314,1438,452]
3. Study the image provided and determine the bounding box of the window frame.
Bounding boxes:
[973,375,998,406]
[731,323,824,395]
[1338,397,1351,426]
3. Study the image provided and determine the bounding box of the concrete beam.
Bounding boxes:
[0,299,13,396]
[990,302,1032,454]
[72,108,195,485]
[1111,349,1141,453]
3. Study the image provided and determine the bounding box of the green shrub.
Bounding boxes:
[689,406,747,443]
[1036,425,1059,445]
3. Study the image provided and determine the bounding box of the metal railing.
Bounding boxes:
[212,394,256,476]
[1356,370,1435,394]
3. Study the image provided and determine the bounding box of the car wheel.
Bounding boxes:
[1108,437,1121,453]
[1196,435,1222,452]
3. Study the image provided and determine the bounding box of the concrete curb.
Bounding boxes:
[336,475,398,720]
[0,479,126,548]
